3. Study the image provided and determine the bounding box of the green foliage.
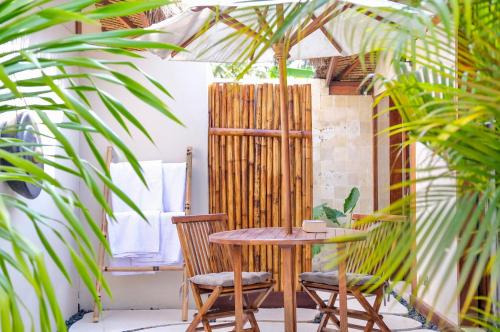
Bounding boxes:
[212,60,313,80]
[268,66,314,79]
[312,187,360,256]
[313,204,343,226]
[313,187,360,226]
[359,0,499,328]
[0,1,179,330]
[343,187,360,215]
[212,63,270,79]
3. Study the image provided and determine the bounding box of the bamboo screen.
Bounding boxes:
[208,83,313,290]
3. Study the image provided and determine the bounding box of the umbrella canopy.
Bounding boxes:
[143,0,423,62]
[140,0,425,234]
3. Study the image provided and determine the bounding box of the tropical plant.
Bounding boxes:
[0,1,180,331]
[221,0,498,328]
[212,60,314,79]
[312,187,360,257]
[313,187,360,226]
[359,0,499,329]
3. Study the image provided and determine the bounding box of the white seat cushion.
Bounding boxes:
[190,271,271,287]
[300,271,380,286]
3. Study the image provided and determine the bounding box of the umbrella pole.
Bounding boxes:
[274,44,292,235]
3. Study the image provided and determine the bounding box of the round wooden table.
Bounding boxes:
[209,227,367,332]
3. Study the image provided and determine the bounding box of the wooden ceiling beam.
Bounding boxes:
[111,15,136,29]
[325,56,337,85]
[99,0,143,29]
[329,81,361,95]
[334,57,360,81]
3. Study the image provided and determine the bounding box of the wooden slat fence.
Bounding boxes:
[208,82,313,290]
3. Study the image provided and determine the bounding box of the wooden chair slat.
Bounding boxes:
[302,213,407,332]
[173,213,274,331]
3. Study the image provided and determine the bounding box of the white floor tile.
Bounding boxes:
[70,308,424,332]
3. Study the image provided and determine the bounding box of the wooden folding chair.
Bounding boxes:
[301,214,408,332]
[172,214,275,332]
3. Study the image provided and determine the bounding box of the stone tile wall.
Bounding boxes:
[310,79,374,215]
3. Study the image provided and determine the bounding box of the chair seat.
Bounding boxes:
[300,271,381,287]
[190,271,271,287]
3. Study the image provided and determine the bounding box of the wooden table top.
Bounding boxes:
[209,227,367,246]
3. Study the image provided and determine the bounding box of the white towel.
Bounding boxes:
[107,211,161,257]
[131,211,185,266]
[162,163,186,212]
[109,212,184,275]
[110,160,163,213]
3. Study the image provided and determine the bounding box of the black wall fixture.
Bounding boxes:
[1,112,44,199]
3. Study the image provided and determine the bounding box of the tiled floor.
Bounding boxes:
[70,296,435,332]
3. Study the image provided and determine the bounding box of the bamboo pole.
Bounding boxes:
[214,84,221,213]
[226,84,235,230]
[272,84,281,290]
[248,85,255,272]
[274,43,292,235]
[209,128,311,138]
[220,85,227,214]
[304,84,313,271]
[259,83,268,272]
[208,84,214,212]
[253,84,262,270]
[241,85,249,270]
[293,84,303,284]
[288,85,296,232]
[234,84,242,232]
[265,84,273,274]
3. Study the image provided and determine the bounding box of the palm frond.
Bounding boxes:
[0,0,179,330]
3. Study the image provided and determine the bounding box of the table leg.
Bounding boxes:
[281,245,297,332]
[231,245,244,331]
[337,243,348,332]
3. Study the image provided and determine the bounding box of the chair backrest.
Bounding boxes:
[172,214,233,278]
[345,214,408,277]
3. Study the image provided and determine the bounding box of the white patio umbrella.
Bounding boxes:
[141,0,425,234]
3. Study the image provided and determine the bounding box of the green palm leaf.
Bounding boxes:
[0,0,180,330]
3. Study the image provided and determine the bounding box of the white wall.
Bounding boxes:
[375,96,390,210]
[77,53,210,310]
[311,79,374,214]
[0,23,80,329]
[415,143,459,323]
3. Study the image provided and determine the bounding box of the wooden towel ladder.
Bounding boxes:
[92,146,192,322]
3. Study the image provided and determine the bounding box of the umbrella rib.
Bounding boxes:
[208,7,270,43]
[171,7,270,58]
[310,14,343,54]
[170,15,220,58]
[254,7,271,35]
[289,2,351,48]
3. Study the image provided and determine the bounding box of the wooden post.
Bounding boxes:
[281,245,297,332]
[232,245,244,331]
[93,146,113,322]
[337,243,348,332]
[274,42,292,235]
